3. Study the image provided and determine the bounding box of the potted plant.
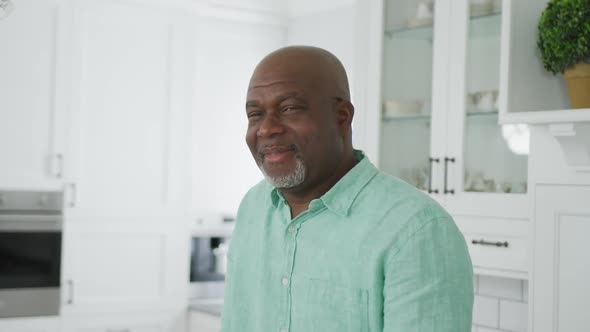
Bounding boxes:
[537,0,590,109]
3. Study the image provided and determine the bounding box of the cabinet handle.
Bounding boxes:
[66,280,74,304]
[51,153,64,178]
[428,157,439,194]
[67,183,77,208]
[443,157,455,194]
[107,329,130,332]
[471,239,509,247]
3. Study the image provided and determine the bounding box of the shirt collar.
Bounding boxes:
[270,150,379,216]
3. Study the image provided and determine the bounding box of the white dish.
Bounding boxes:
[383,100,423,118]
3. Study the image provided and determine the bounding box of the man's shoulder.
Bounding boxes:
[243,179,273,202]
[357,170,452,223]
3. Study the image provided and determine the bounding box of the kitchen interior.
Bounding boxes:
[1,0,589,332]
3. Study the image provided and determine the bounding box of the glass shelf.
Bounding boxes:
[384,12,501,40]
[382,113,431,122]
[466,110,499,117]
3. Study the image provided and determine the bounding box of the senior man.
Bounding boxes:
[220,46,473,332]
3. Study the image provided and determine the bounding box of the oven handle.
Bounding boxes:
[0,215,62,231]
[66,280,74,304]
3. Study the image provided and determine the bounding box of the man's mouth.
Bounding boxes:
[259,145,296,163]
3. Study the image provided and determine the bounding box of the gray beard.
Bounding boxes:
[259,155,306,189]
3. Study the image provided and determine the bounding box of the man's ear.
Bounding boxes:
[335,100,354,133]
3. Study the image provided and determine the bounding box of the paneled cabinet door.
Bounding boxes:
[532,185,590,332]
[0,0,69,189]
[60,220,188,314]
[64,0,192,219]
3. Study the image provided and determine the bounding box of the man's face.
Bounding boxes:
[245,67,343,190]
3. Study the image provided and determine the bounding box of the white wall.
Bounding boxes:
[191,18,286,219]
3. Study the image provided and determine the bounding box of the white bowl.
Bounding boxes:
[383,100,423,118]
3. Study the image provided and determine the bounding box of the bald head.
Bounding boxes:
[248,46,351,101]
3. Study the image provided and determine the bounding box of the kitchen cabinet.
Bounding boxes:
[0,0,70,190]
[63,0,193,219]
[526,123,590,332]
[354,0,530,277]
[60,219,189,315]
[190,16,284,220]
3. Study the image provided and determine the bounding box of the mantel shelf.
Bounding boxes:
[499,108,590,124]
[499,109,590,172]
[547,122,590,172]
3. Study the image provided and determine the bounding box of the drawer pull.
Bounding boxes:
[472,239,509,247]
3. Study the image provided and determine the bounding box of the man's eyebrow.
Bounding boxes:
[277,92,308,104]
[245,101,258,108]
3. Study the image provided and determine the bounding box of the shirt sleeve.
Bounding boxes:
[383,217,474,332]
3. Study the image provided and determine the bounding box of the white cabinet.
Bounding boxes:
[64,0,193,219]
[354,0,530,276]
[526,123,590,332]
[190,16,284,219]
[532,185,590,332]
[0,0,69,190]
[60,220,189,315]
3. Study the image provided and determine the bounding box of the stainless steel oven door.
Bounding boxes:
[0,191,62,318]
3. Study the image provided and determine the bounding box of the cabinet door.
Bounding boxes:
[64,0,192,218]
[356,0,451,201]
[191,17,282,220]
[532,185,590,332]
[60,220,189,314]
[444,0,528,219]
[0,0,68,189]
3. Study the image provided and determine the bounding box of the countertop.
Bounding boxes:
[188,297,224,317]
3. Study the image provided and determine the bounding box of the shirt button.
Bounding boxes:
[287,226,296,233]
[281,277,289,286]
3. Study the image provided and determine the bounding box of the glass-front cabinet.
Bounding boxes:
[355,0,529,220]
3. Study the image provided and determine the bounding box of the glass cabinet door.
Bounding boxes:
[445,0,529,218]
[463,0,528,194]
[379,0,439,191]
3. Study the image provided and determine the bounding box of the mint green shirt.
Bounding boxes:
[221,151,473,332]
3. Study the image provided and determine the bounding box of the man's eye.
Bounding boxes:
[247,112,262,120]
[281,105,301,113]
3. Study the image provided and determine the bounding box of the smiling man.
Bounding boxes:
[220,46,473,332]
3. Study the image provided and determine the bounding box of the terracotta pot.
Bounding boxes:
[564,63,590,109]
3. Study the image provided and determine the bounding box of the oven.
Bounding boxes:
[0,190,63,318]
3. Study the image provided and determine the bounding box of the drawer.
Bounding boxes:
[454,216,529,277]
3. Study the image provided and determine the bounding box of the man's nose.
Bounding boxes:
[257,113,285,137]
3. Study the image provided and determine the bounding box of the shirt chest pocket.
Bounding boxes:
[300,279,369,332]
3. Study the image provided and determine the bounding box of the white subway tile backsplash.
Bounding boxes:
[472,275,529,332]
[473,295,499,328]
[499,300,527,332]
[478,275,523,301]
